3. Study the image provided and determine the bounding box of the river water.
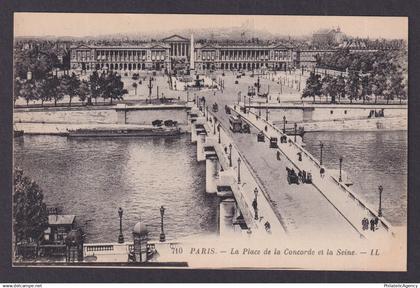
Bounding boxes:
[13,130,407,244]
[303,131,407,226]
[14,134,218,243]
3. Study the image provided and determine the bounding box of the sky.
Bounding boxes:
[14,13,408,40]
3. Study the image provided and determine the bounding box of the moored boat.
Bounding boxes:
[67,127,181,138]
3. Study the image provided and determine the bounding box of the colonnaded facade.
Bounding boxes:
[70,35,295,73]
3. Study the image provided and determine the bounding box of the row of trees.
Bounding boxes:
[14,42,66,81]
[15,71,128,106]
[304,50,407,104]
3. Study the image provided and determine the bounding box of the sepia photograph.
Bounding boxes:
[11,13,408,271]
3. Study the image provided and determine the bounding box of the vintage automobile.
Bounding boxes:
[229,115,242,133]
[242,123,250,134]
[257,131,265,142]
[212,103,218,112]
[286,167,299,185]
[269,137,278,148]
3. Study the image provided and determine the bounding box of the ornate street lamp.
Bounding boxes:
[229,144,233,167]
[254,188,258,201]
[237,157,241,184]
[320,142,324,165]
[213,119,217,135]
[266,106,269,121]
[339,157,343,182]
[378,185,383,217]
[294,123,297,142]
[118,207,124,244]
[218,124,221,144]
[160,206,166,242]
[148,77,153,104]
[283,116,287,133]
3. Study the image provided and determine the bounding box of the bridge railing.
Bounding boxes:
[235,106,394,235]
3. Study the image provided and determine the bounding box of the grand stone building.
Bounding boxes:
[70,35,294,73]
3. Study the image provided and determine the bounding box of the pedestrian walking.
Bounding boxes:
[374,217,379,229]
[362,218,369,230]
[370,219,375,232]
[252,198,258,220]
[320,166,325,178]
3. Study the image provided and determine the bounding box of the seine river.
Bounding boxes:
[303,131,407,226]
[14,134,218,243]
[13,130,407,243]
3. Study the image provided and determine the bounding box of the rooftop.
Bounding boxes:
[48,214,76,226]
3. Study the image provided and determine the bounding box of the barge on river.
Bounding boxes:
[67,127,181,138]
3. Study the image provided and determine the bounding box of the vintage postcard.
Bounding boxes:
[12,13,407,270]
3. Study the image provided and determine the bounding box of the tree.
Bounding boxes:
[14,79,22,105]
[68,73,81,106]
[101,72,128,104]
[336,75,346,104]
[58,74,71,106]
[346,70,360,104]
[132,82,138,95]
[78,80,90,104]
[321,74,333,103]
[89,71,101,105]
[302,72,322,103]
[34,79,50,107]
[19,80,36,106]
[360,74,371,104]
[13,168,48,244]
[47,76,62,107]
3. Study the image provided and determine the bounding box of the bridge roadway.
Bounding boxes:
[201,82,393,242]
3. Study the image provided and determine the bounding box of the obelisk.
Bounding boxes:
[190,34,195,72]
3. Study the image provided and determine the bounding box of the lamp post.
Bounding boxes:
[159,206,166,242]
[378,185,383,217]
[253,187,259,220]
[237,157,241,184]
[339,157,343,182]
[148,77,153,104]
[294,123,297,142]
[266,106,269,121]
[283,116,287,133]
[244,95,247,113]
[218,124,221,144]
[229,143,233,167]
[118,207,124,244]
[320,142,324,165]
[213,119,217,135]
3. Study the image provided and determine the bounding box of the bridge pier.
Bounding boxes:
[205,154,219,193]
[196,130,207,162]
[219,198,237,237]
